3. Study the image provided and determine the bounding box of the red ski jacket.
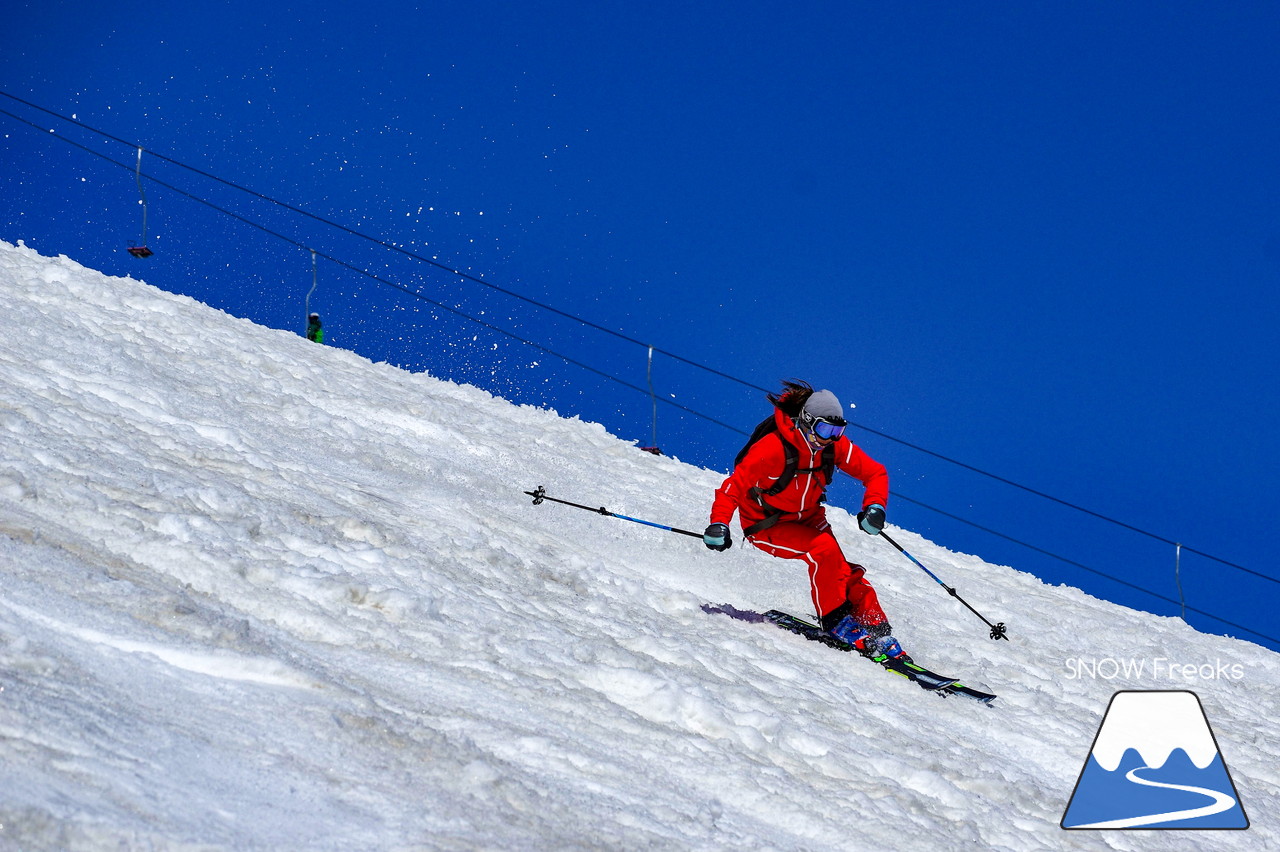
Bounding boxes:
[710,408,889,533]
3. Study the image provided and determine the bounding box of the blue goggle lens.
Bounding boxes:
[812,419,845,441]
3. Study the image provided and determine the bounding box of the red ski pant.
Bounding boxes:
[748,520,888,627]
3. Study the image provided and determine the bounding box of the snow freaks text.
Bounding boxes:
[1064,657,1245,682]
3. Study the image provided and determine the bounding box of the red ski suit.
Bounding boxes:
[710,408,891,626]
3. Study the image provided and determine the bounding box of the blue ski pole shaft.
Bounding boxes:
[525,487,704,540]
[880,530,1009,641]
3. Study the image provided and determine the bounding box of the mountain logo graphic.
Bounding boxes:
[1062,690,1249,830]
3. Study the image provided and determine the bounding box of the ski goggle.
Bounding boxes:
[800,411,846,441]
[812,419,846,441]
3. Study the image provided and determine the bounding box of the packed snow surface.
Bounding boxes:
[1,239,1276,850]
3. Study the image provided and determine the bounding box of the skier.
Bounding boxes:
[306,312,324,344]
[703,380,910,661]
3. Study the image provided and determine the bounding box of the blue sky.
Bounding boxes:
[3,2,1278,650]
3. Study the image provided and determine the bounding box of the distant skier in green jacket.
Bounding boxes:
[306,312,324,344]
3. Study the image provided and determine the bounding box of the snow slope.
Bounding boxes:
[0,239,1276,850]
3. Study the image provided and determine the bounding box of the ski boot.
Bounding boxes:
[829,615,912,663]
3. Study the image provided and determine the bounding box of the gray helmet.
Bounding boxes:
[803,389,843,422]
[798,389,848,445]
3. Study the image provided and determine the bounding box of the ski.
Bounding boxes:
[700,604,995,705]
[763,610,996,705]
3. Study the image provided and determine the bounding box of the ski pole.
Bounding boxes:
[525,487,704,540]
[880,530,1009,641]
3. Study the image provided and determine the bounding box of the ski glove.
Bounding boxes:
[703,523,732,552]
[858,504,886,536]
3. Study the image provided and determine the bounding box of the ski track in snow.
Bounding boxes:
[1,239,1277,850]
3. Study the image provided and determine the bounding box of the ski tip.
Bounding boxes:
[946,685,998,705]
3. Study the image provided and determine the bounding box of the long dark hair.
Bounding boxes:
[767,379,814,417]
